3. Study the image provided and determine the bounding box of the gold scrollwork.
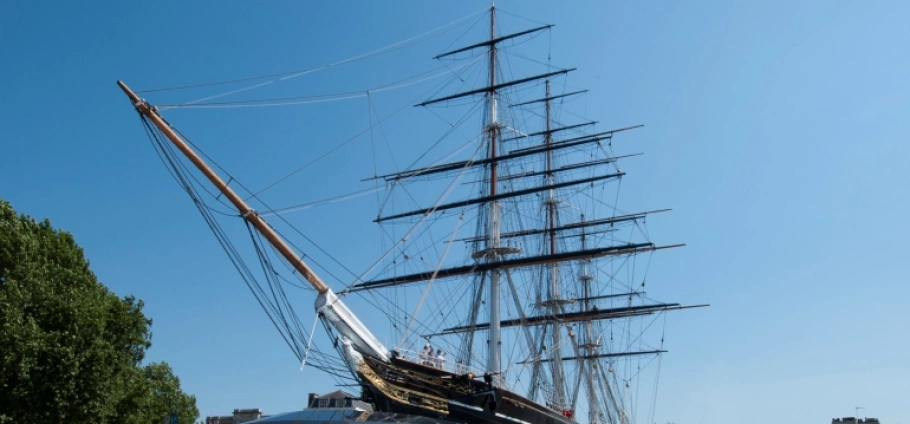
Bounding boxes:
[359,362,450,414]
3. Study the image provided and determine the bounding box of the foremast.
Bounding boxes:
[116,81,390,368]
[481,5,568,402]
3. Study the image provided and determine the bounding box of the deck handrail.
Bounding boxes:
[393,348,511,390]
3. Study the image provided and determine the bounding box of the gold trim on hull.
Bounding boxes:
[358,361,450,414]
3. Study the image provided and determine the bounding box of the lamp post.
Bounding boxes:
[855,406,865,423]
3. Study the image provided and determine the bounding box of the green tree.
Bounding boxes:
[141,363,199,424]
[0,199,199,423]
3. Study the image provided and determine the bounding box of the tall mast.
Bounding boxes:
[544,78,567,406]
[486,4,503,378]
[545,79,555,256]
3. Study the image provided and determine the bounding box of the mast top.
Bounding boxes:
[117,80,141,105]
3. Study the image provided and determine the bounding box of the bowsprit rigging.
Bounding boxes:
[134,101,355,383]
[118,5,705,424]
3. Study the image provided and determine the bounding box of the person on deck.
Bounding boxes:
[419,344,430,365]
[427,348,436,367]
[436,349,446,369]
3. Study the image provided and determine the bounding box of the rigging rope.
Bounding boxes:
[299,313,322,371]
[646,313,667,424]
[168,124,360,282]
[160,58,482,110]
[343,142,486,290]
[143,7,489,105]
[396,212,465,349]
[139,113,354,384]
[243,60,483,201]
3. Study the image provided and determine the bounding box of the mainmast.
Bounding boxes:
[486,4,503,378]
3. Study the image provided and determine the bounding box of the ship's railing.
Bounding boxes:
[393,349,510,389]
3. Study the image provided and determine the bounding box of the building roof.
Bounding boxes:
[313,390,356,400]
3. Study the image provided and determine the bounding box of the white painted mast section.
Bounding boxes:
[486,5,502,378]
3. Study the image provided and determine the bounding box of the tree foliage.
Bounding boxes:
[0,199,199,423]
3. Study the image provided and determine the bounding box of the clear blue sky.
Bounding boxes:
[2,1,908,423]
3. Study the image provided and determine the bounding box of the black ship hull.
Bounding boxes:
[358,356,575,424]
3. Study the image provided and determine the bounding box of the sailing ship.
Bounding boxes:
[119,6,705,424]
